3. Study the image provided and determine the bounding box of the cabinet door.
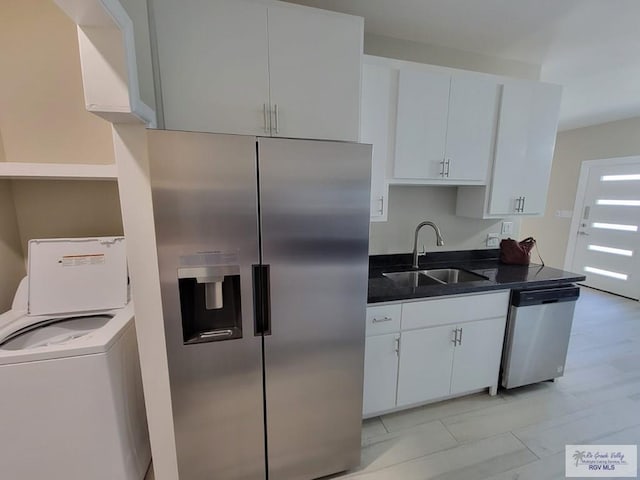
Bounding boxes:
[363,334,400,416]
[489,81,561,216]
[450,317,506,395]
[519,83,562,215]
[361,63,393,221]
[153,0,270,135]
[445,76,498,181]
[394,70,450,179]
[397,326,455,407]
[488,82,532,215]
[267,4,362,141]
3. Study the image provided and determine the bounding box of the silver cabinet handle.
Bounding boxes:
[452,328,462,346]
[445,159,451,177]
[274,104,280,134]
[583,206,591,220]
[263,103,270,134]
[515,196,524,213]
[439,159,446,177]
[378,196,384,215]
[372,316,392,323]
[394,336,400,355]
[578,231,590,236]
[521,196,526,213]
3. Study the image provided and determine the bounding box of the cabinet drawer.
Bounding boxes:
[401,291,509,330]
[366,304,401,336]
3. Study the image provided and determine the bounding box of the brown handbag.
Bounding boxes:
[499,237,543,265]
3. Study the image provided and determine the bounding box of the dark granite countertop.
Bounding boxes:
[368,249,586,304]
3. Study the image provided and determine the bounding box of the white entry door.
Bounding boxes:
[569,159,640,299]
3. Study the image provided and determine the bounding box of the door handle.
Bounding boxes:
[378,196,384,215]
[252,264,271,336]
[521,196,526,213]
[451,328,459,345]
[394,336,400,355]
[445,159,451,177]
[263,103,270,134]
[577,231,590,236]
[439,159,446,177]
[458,327,463,346]
[273,104,280,134]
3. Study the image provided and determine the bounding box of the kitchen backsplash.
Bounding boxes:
[369,185,521,254]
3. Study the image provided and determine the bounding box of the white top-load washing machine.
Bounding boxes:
[0,237,151,480]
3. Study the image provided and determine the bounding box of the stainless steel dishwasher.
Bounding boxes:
[501,285,580,389]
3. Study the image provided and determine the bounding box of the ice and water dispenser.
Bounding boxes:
[177,252,242,344]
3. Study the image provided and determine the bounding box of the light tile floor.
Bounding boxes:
[145,287,640,479]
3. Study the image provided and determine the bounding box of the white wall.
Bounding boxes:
[12,181,124,255]
[0,181,26,311]
[370,186,520,254]
[521,117,640,268]
[364,34,536,255]
[0,0,115,164]
[0,0,124,308]
[364,33,541,81]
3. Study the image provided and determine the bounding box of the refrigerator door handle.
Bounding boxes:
[252,264,272,336]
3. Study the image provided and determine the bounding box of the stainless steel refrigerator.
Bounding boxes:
[147,130,372,480]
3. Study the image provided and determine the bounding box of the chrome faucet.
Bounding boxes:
[412,221,444,269]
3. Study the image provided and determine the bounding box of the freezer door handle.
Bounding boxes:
[252,264,272,336]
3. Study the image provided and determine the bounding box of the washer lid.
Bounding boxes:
[0,315,112,351]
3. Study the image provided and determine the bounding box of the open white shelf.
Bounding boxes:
[53,0,156,127]
[0,162,117,180]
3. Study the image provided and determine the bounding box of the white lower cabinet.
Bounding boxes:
[449,317,507,395]
[363,291,509,417]
[396,325,454,407]
[363,334,399,416]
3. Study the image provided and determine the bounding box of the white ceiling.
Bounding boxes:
[287,0,640,131]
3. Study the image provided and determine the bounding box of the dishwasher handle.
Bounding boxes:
[512,285,580,307]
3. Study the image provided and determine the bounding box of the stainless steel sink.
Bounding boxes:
[382,271,443,288]
[383,268,487,287]
[420,268,488,284]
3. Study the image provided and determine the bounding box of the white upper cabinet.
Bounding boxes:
[267,4,362,141]
[445,76,498,182]
[154,0,270,136]
[360,63,395,221]
[393,69,498,183]
[489,81,562,215]
[394,70,450,179]
[153,0,363,141]
[456,80,562,218]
